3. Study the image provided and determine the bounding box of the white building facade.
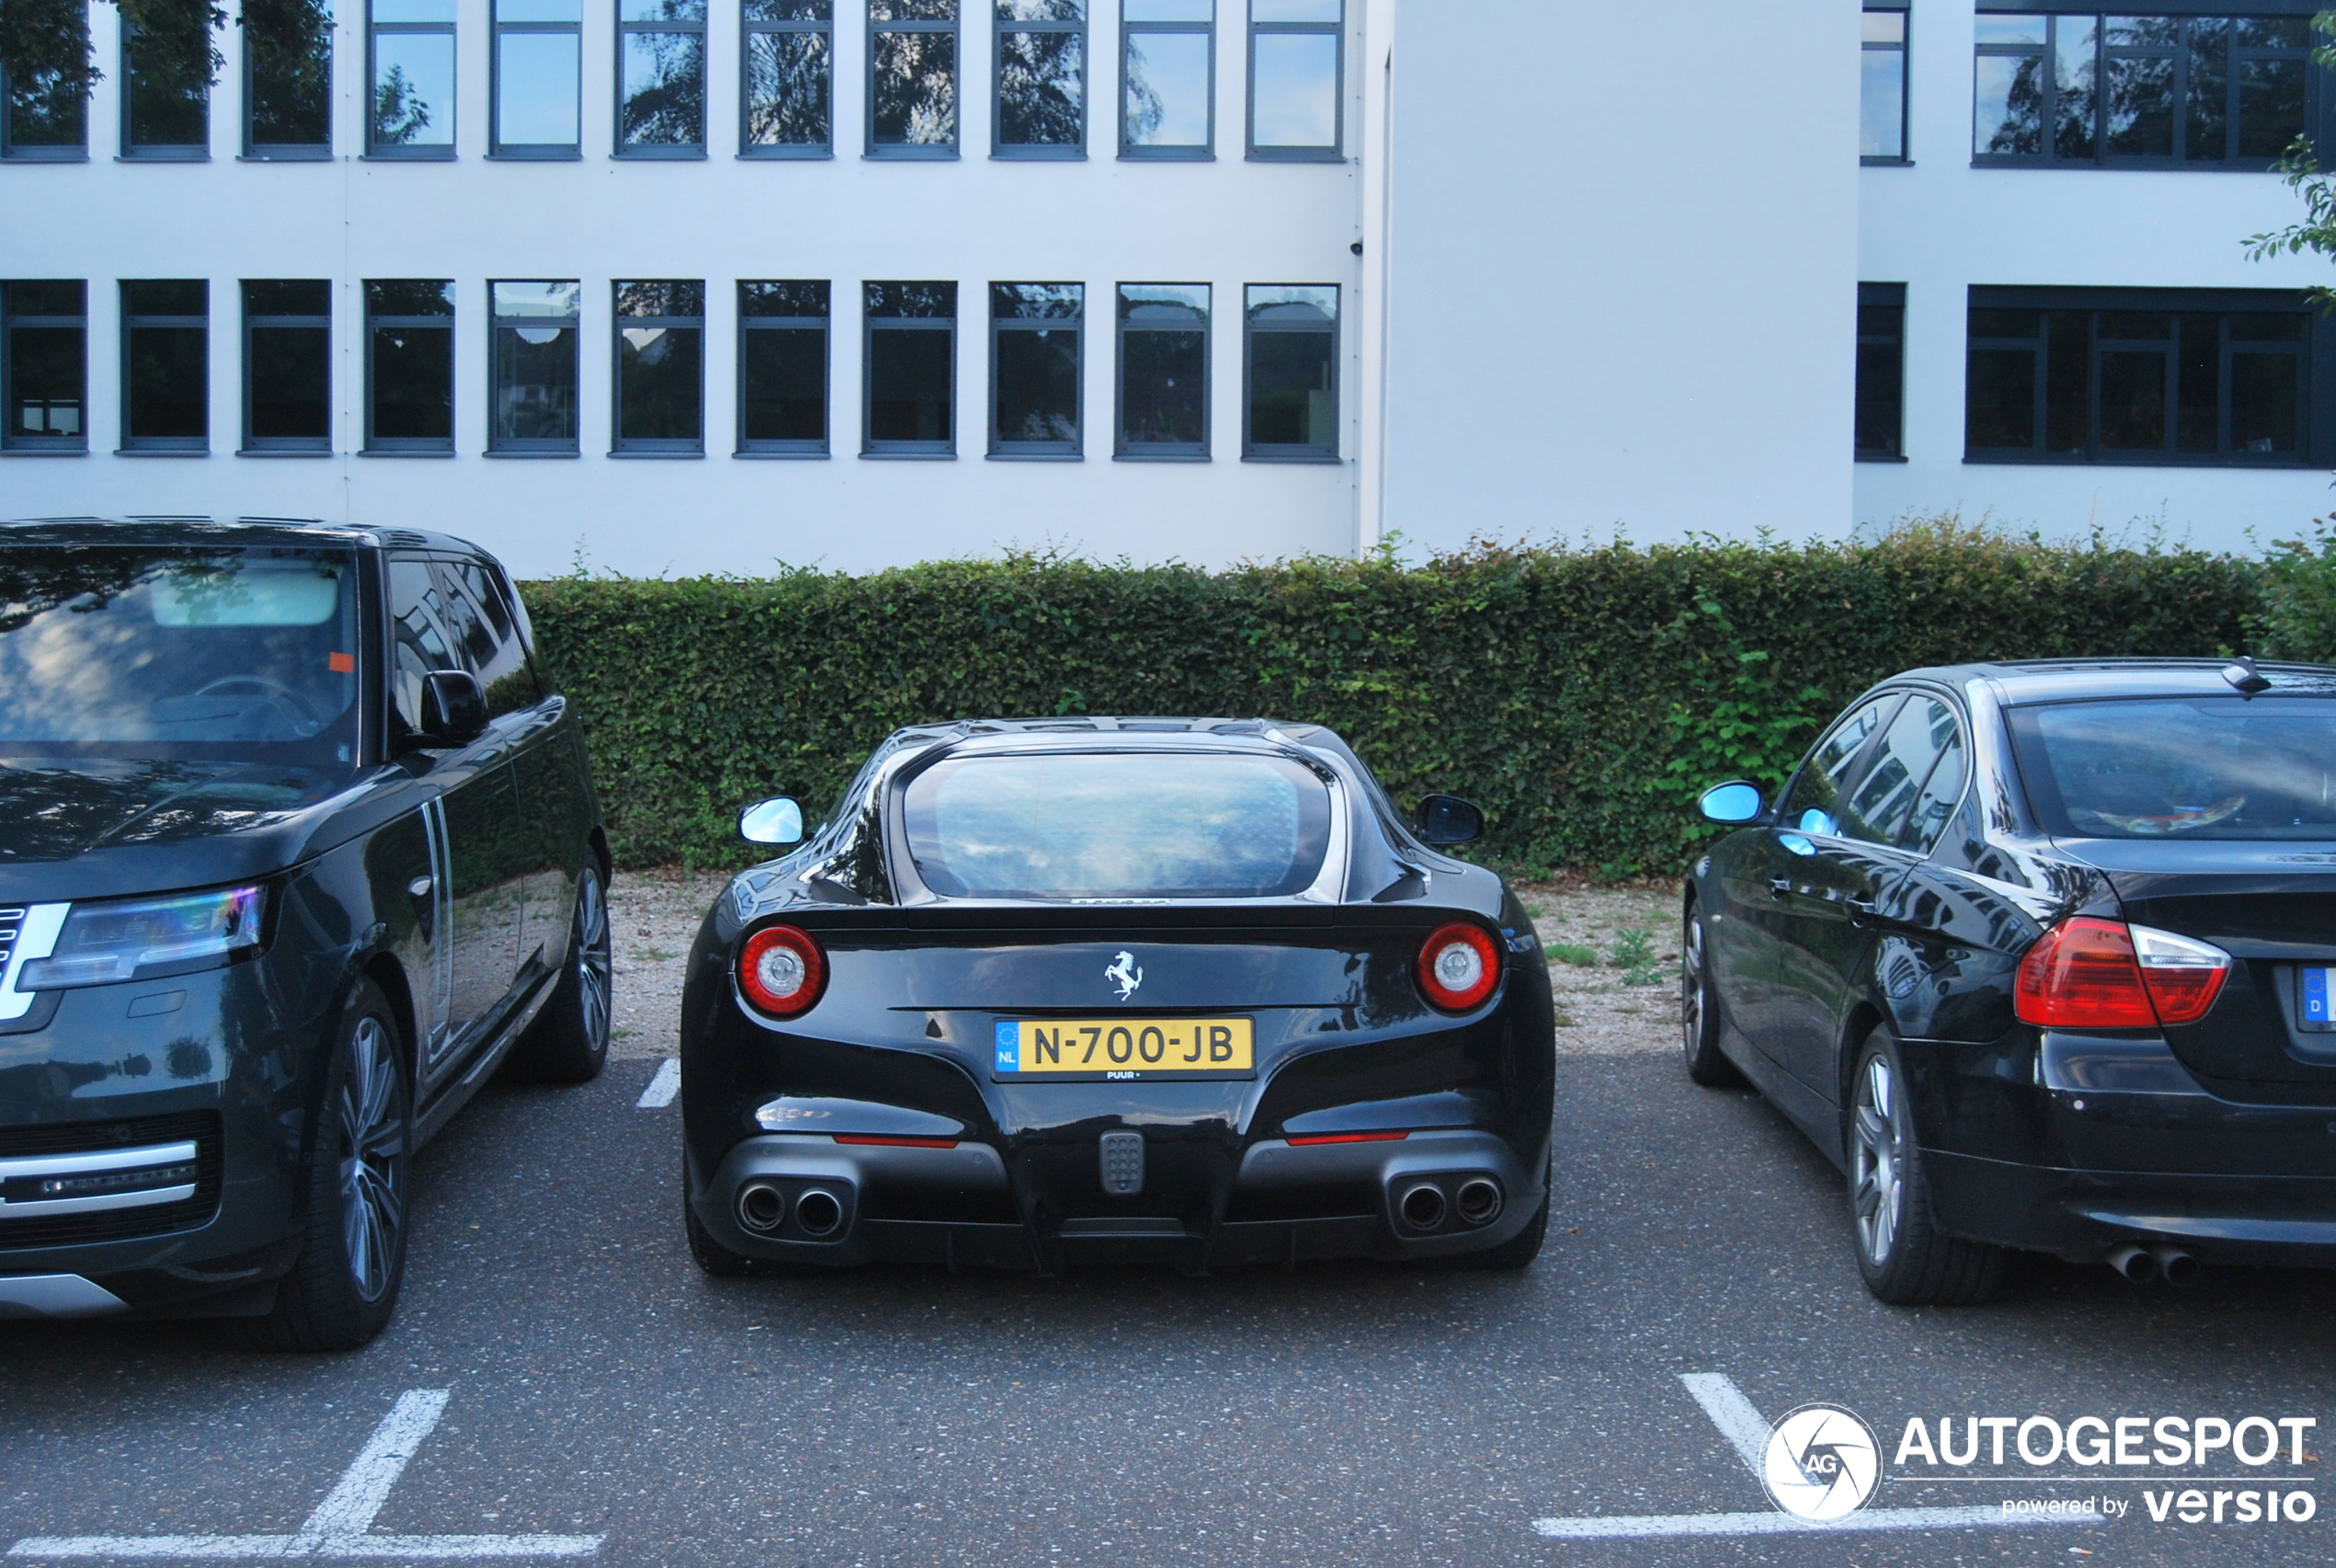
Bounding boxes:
[2,0,2331,575]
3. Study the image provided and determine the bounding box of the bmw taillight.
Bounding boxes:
[1416,922,1501,1012]
[738,924,827,1017]
[2014,917,2230,1029]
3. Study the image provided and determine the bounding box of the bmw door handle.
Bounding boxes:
[1844,895,1878,925]
[1768,877,1792,899]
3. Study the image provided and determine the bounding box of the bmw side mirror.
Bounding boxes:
[739,796,805,846]
[1698,780,1767,825]
[397,670,487,753]
[1414,793,1484,846]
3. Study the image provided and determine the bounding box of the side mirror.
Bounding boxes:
[1698,780,1767,825]
[1414,793,1484,846]
[739,796,805,846]
[399,670,487,751]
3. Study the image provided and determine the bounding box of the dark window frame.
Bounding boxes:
[1857,280,1907,462]
[616,0,709,157]
[491,0,582,158]
[1963,283,2332,466]
[244,2,334,158]
[611,279,706,454]
[241,279,333,455]
[1,280,88,453]
[363,279,456,454]
[366,0,457,159]
[1115,280,1208,460]
[737,279,831,455]
[120,14,213,160]
[120,279,209,454]
[989,280,1083,458]
[1242,281,1337,462]
[1119,0,1212,159]
[1245,0,1339,162]
[1862,2,1909,164]
[866,0,959,160]
[1,0,92,161]
[992,0,1086,159]
[487,278,581,454]
[862,279,957,457]
[740,0,834,157]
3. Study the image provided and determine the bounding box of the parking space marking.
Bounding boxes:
[1529,1373,2098,1541]
[7,1391,601,1561]
[635,1059,680,1109]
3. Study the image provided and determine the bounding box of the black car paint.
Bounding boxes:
[680,719,1556,1274]
[1690,658,2336,1269]
[0,519,603,1316]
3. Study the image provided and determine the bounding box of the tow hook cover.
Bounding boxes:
[1099,1130,1145,1196]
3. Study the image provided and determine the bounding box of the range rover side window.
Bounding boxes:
[1778,694,1904,839]
[387,557,460,734]
[431,559,542,715]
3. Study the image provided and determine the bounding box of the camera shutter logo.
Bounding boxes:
[1762,1404,1883,1522]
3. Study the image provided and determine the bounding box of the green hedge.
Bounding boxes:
[521,524,2264,877]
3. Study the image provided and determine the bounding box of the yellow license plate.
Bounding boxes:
[994,1018,1254,1078]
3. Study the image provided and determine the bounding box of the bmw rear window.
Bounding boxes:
[2010,696,2336,839]
[901,752,1333,898]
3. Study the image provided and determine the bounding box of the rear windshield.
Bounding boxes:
[901,752,1333,898]
[2010,696,2336,839]
[0,544,361,764]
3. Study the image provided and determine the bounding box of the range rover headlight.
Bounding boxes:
[18,885,266,990]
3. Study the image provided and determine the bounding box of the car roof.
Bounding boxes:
[1882,657,2336,705]
[0,515,489,556]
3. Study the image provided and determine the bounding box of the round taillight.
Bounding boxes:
[1417,921,1501,1012]
[738,925,827,1017]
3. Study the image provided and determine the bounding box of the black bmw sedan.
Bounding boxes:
[1686,657,2336,1304]
[679,719,1555,1276]
[0,518,608,1348]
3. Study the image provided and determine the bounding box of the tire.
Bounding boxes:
[1849,1028,2006,1306]
[1450,1168,1551,1271]
[507,861,612,1084]
[241,977,411,1351]
[1681,902,1746,1088]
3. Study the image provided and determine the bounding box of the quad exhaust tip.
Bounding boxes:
[1455,1178,1504,1227]
[1398,1183,1447,1230]
[795,1187,844,1238]
[737,1180,787,1234]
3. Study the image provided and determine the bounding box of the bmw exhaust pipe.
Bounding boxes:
[1398,1183,1448,1230]
[2105,1243,2159,1283]
[1455,1178,1505,1227]
[794,1187,845,1239]
[736,1180,787,1234]
[2150,1245,2200,1287]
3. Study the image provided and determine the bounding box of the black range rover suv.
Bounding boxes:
[0,518,609,1348]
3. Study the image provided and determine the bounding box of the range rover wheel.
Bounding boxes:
[1681,903,1745,1087]
[509,861,612,1084]
[1849,1028,2005,1306]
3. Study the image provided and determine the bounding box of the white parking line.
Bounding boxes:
[1529,1373,2098,1541]
[635,1059,680,1109]
[8,1391,601,1561]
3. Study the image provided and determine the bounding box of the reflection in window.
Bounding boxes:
[1861,7,1906,160]
[1974,12,2308,166]
[1117,282,1207,457]
[1243,283,1334,459]
[244,279,331,452]
[494,0,580,153]
[4,0,90,156]
[620,0,706,152]
[739,280,829,453]
[1966,289,2311,465]
[365,280,454,452]
[246,0,333,154]
[614,280,704,451]
[996,0,1083,155]
[1855,281,1904,461]
[2,280,86,452]
[124,5,219,155]
[1248,0,1336,157]
[744,0,831,154]
[122,280,209,451]
[1122,0,1209,156]
[991,283,1082,454]
[870,0,956,155]
[490,280,579,451]
[369,0,455,153]
[864,280,956,454]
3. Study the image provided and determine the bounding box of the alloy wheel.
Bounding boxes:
[575,869,613,1051]
[338,1015,407,1303]
[1851,1052,1903,1266]
[1680,915,1706,1059]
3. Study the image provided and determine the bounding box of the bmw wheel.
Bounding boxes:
[1680,903,1743,1087]
[1849,1028,2004,1306]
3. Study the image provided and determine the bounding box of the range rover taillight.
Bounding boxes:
[1416,922,1501,1013]
[2014,917,2230,1029]
[738,925,827,1017]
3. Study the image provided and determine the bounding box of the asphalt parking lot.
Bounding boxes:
[5,1039,2331,1567]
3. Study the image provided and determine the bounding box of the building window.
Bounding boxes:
[123,8,217,157]
[2,281,86,452]
[2,1,90,159]
[739,280,830,453]
[868,0,957,156]
[369,0,456,155]
[1242,283,1334,460]
[364,279,454,452]
[489,280,579,452]
[1965,287,2319,465]
[246,0,333,155]
[864,280,955,454]
[991,282,1082,455]
[1861,6,1907,162]
[613,280,704,452]
[1121,0,1209,158]
[121,280,208,452]
[743,0,832,155]
[243,280,331,453]
[1857,282,1906,461]
[995,0,1083,156]
[1247,0,1336,159]
[493,0,580,155]
[1973,12,2311,167]
[1116,281,1207,457]
[619,0,706,154]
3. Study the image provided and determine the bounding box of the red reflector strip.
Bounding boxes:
[1287,1130,1411,1146]
[832,1135,959,1149]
